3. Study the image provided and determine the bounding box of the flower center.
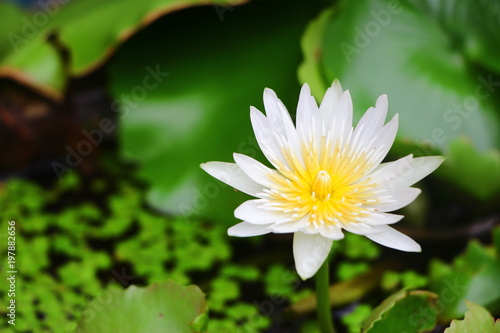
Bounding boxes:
[263,136,381,230]
[311,170,333,201]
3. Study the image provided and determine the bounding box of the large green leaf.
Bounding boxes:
[0,2,24,62]
[362,289,439,333]
[46,0,246,75]
[0,2,65,98]
[109,0,321,221]
[0,0,243,96]
[438,138,500,201]
[444,301,500,333]
[299,0,500,200]
[0,35,65,98]
[430,239,500,321]
[77,281,208,333]
[414,0,500,75]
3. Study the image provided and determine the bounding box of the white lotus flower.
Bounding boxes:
[201,81,444,280]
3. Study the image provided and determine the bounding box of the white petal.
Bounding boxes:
[261,89,302,162]
[370,155,445,189]
[369,187,421,212]
[269,214,308,233]
[250,107,290,169]
[318,225,345,240]
[375,94,388,113]
[293,232,333,280]
[228,222,272,237]
[263,88,298,143]
[341,222,379,235]
[364,225,421,252]
[234,200,289,224]
[363,212,404,225]
[200,162,263,197]
[269,219,303,233]
[319,80,343,117]
[296,83,321,144]
[233,153,280,188]
[324,90,353,145]
[362,114,399,172]
[353,95,388,147]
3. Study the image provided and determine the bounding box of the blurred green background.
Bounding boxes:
[0,0,498,332]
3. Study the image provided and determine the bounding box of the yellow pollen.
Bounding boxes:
[265,140,380,228]
[311,170,333,201]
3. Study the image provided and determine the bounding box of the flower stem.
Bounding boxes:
[315,259,336,333]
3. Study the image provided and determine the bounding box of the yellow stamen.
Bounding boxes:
[266,138,379,229]
[311,170,333,201]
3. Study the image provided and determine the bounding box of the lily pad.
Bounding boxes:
[430,239,500,321]
[436,137,500,200]
[46,0,247,75]
[414,0,500,75]
[362,289,439,333]
[77,281,208,333]
[299,0,500,200]
[444,301,500,333]
[0,0,245,97]
[109,0,321,221]
[0,35,65,99]
[0,2,24,62]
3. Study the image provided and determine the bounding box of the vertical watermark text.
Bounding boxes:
[5,220,17,326]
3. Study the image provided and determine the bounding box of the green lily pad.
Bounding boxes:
[0,35,65,99]
[436,137,500,200]
[299,0,500,200]
[444,301,500,333]
[415,0,500,75]
[0,2,65,98]
[0,2,24,61]
[430,239,500,321]
[46,0,247,75]
[0,0,245,97]
[362,289,439,333]
[109,0,321,221]
[77,281,208,333]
